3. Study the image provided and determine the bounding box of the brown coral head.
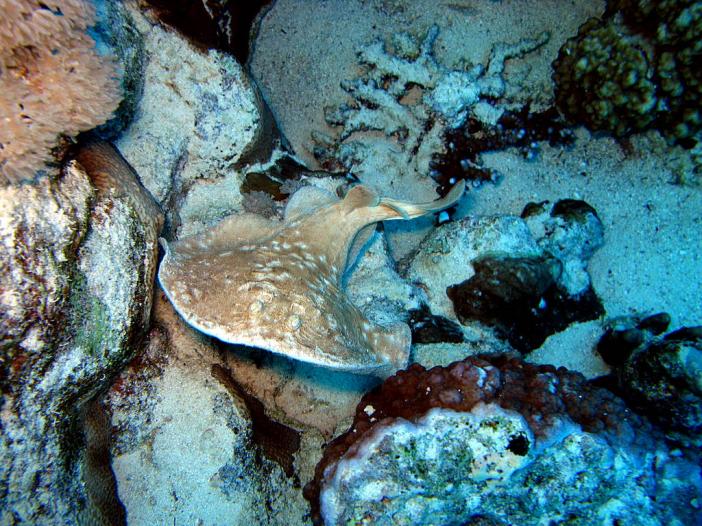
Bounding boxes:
[304,353,648,525]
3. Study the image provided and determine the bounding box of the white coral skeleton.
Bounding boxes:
[313,26,549,185]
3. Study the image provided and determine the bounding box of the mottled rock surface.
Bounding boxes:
[597,314,702,447]
[407,200,604,352]
[406,215,541,320]
[0,155,161,524]
[307,354,702,526]
[113,1,274,236]
[108,293,307,525]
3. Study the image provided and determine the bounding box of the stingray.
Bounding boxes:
[158,181,464,376]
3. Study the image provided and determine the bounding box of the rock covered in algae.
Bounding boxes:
[0,142,162,524]
[112,0,274,212]
[306,354,702,526]
[597,314,702,447]
[406,199,604,352]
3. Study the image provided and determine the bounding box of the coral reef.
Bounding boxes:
[553,16,657,137]
[313,26,549,197]
[553,1,702,144]
[0,0,121,184]
[306,354,702,526]
[406,199,604,352]
[158,181,464,376]
[596,313,702,447]
[614,0,702,143]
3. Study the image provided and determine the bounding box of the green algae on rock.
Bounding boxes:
[0,142,162,524]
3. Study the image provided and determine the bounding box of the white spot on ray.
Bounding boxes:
[288,315,302,330]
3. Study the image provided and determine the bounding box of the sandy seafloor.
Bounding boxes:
[248,0,702,378]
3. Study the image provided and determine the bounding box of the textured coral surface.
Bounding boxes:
[554,0,702,143]
[306,355,699,524]
[0,0,121,184]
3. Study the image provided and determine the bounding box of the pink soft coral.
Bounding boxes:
[0,0,121,184]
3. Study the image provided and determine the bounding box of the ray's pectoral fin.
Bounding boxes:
[377,322,412,372]
[343,184,381,209]
[163,212,280,260]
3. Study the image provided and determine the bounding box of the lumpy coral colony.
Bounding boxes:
[305,354,702,526]
[553,0,702,144]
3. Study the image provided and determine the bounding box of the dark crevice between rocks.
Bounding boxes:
[430,106,575,196]
[160,147,190,241]
[241,155,313,201]
[211,364,301,483]
[447,255,605,353]
[77,398,127,525]
[408,304,464,344]
[140,0,273,64]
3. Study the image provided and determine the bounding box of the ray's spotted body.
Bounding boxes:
[158,181,465,376]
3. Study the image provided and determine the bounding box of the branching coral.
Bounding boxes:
[313,26,549,191]
[0,0,121,185]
